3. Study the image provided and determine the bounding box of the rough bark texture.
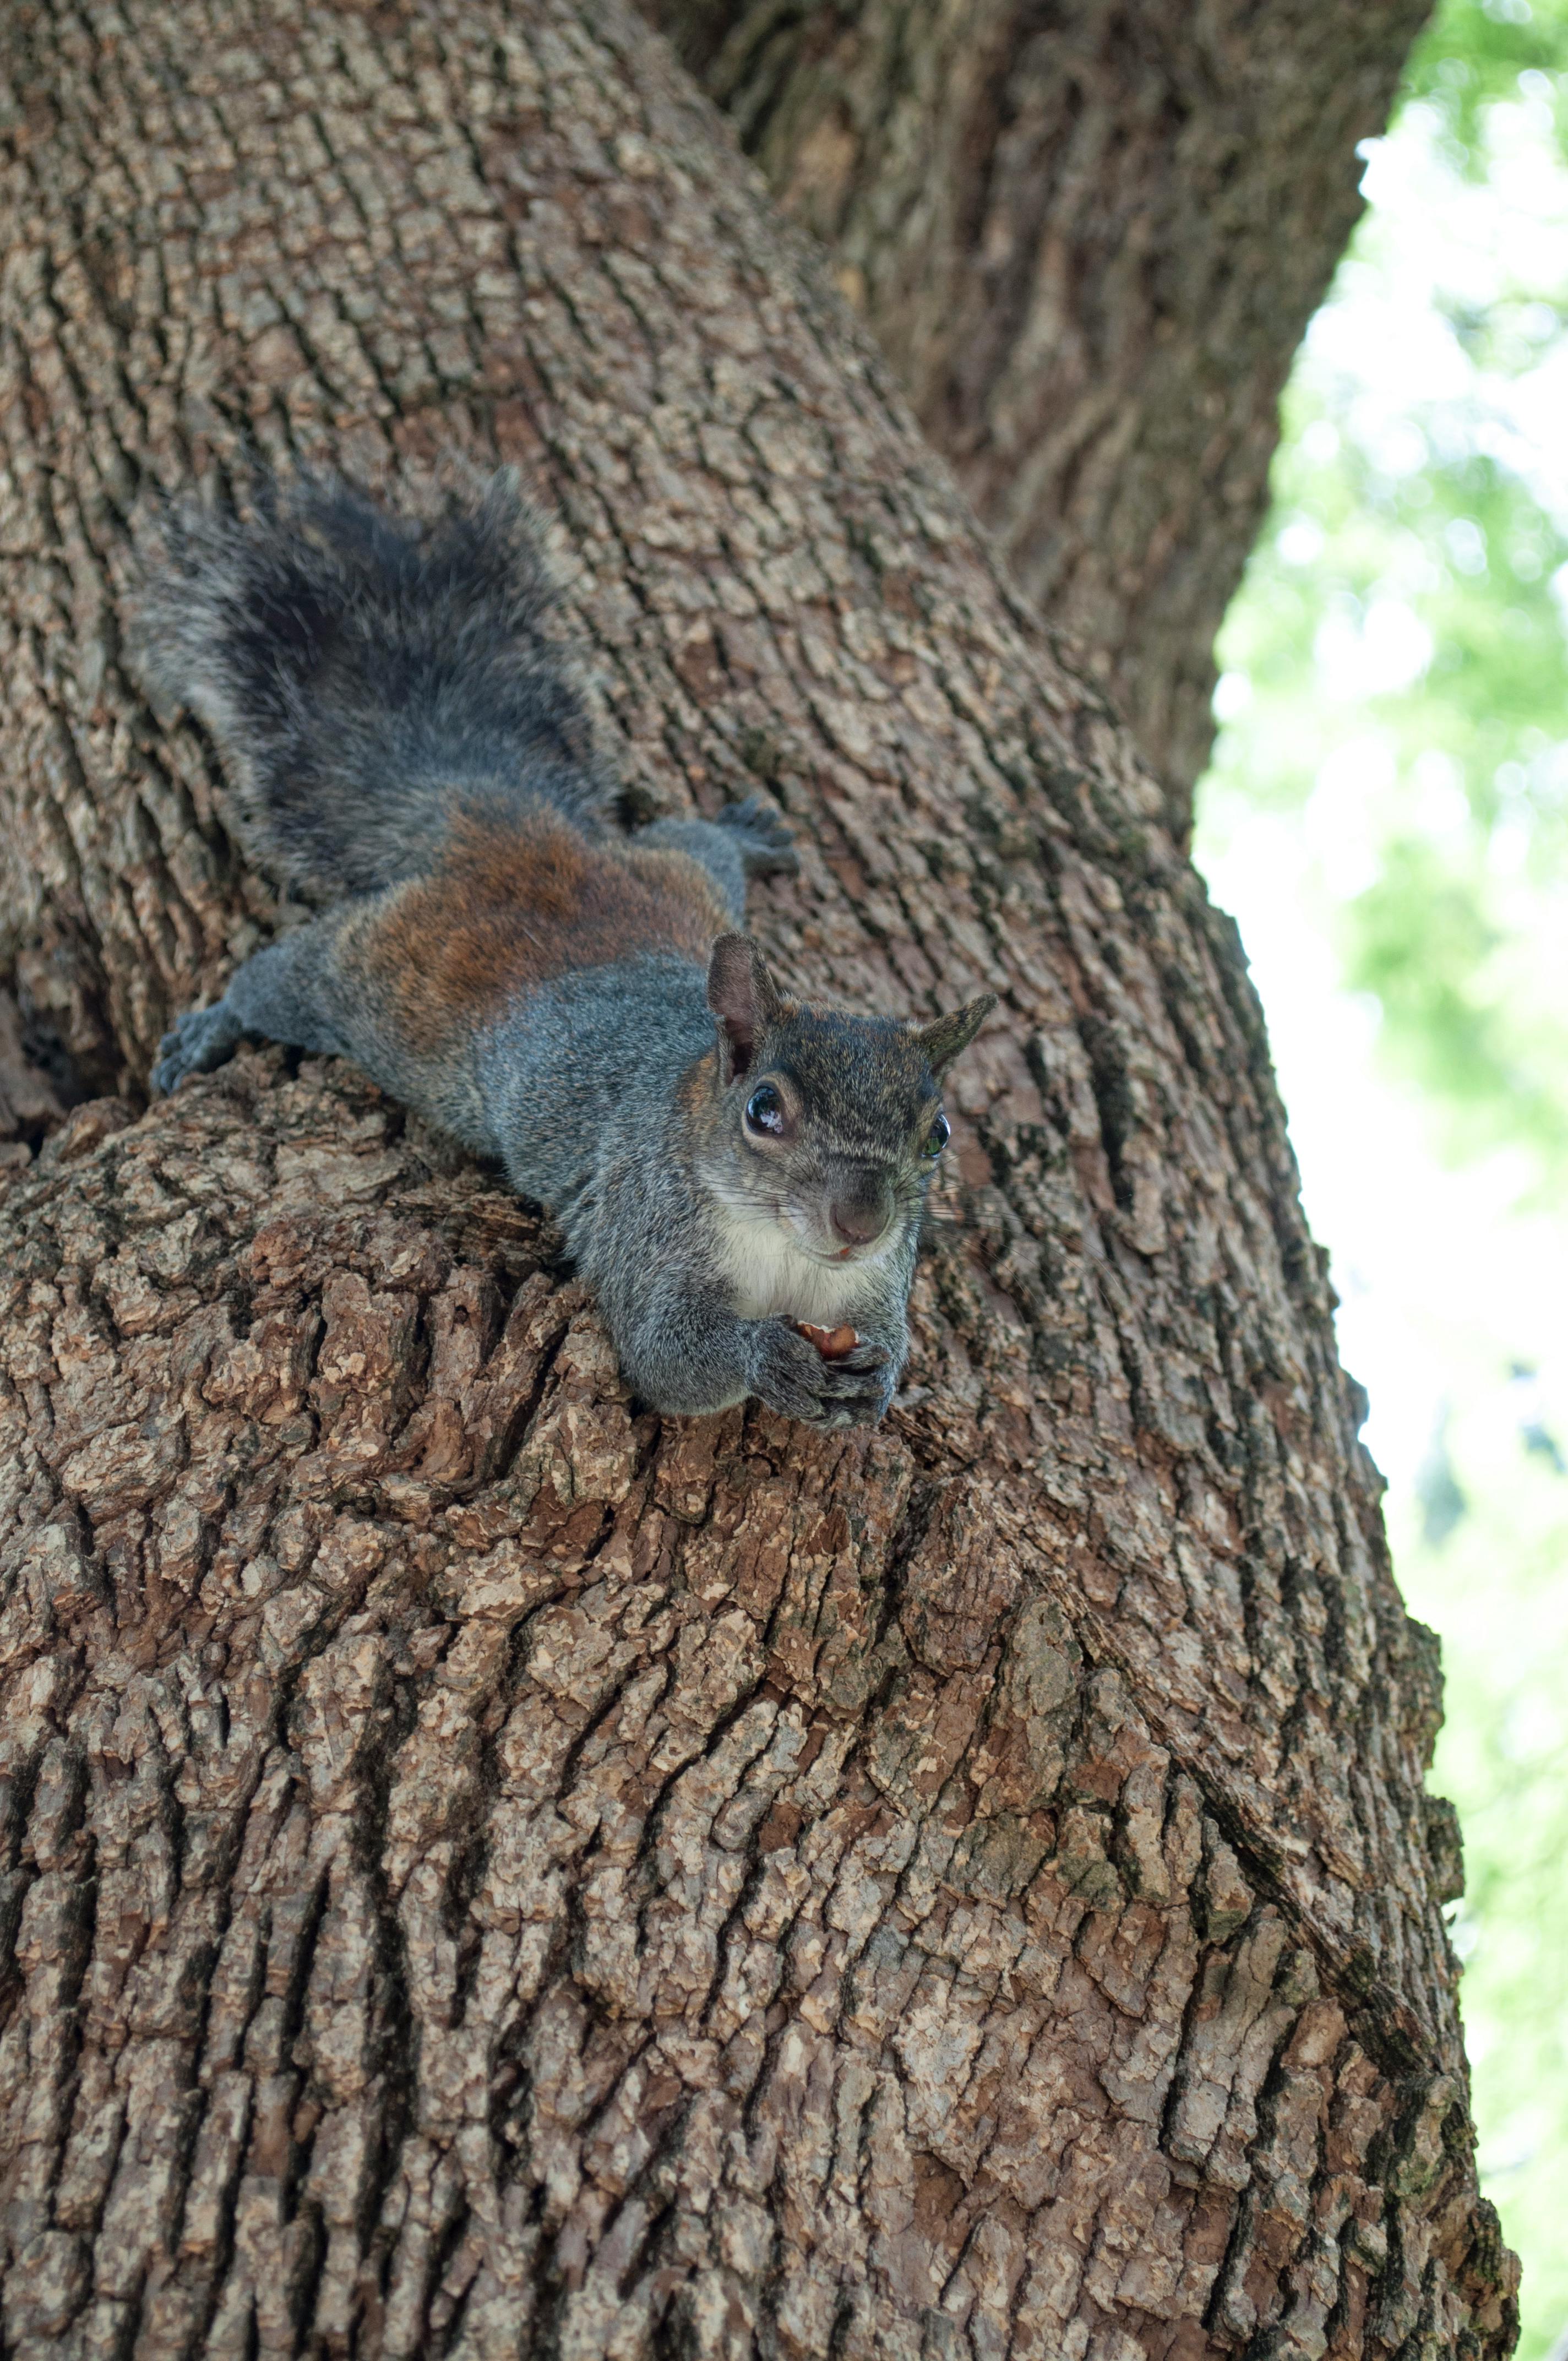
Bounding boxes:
[642,0,1431,824]
[0,3,1516,2358]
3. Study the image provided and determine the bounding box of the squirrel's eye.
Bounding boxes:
[923,1111,951,1158]
[745,1085,786,1138]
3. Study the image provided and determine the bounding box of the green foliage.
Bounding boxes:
[1346,834,1568,1168]
[1408,0,1568,166]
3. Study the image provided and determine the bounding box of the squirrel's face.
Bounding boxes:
[726,1053,948,1263]
[701,935,995,1265]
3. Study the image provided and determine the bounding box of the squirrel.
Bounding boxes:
[129,473,994,1429]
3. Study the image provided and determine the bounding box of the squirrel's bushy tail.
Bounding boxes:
[128,470,615,898]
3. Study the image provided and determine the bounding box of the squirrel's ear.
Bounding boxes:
[913,993,997,1076]
[707,933,785,1084]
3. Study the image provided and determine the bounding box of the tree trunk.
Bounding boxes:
[0,4,1515,2357]
[641,0,1431,827]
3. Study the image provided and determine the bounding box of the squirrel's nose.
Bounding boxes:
[829,1182,890,1247]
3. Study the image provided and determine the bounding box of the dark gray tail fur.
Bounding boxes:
[128,470,616,897]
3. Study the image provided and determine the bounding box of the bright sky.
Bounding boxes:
[1202,808,1568,1510]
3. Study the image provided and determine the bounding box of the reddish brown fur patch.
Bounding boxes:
[347,809,731,1053]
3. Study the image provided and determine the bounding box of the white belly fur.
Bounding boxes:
[710,1205,885,1326]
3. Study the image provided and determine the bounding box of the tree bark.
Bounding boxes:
[641,0,1431,826]
[0,4,1515,2358]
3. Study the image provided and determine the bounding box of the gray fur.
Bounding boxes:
[128,470,614,896]
[635,798,798,923]
[139,473,995,1429]
[473,958,918,1423]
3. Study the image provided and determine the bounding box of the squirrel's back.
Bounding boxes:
[129,471,615,899]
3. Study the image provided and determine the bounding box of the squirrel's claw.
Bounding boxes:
[831,1341,892,1375]
[151,1000,245,1094]
[748,1320,894,1429]
[718,793,800,877]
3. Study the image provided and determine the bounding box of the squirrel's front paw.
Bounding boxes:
[152,1001,245,1094]
[747,1320,894,1429]
[719,793,799,878]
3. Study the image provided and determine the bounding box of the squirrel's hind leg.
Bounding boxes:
[153,1000,248,1093]
[635,796,797,922]
[153,919,351,1094]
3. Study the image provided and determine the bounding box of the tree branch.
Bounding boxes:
[645,0,1432,825]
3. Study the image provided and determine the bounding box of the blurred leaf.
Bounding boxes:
[1407,0,1568,168]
